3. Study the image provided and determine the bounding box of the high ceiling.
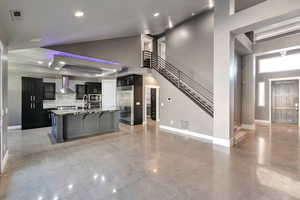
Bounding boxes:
[0,0,211,49]
[8,48,123,78]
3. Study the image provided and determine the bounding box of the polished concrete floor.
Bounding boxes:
[1,121,300,200]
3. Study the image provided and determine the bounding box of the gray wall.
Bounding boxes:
[47,36,141,67]
[235,0,267,12]
[254,32,300,54]
[7,71,99,126]
[165,10,214,91]
[153,70,213,135]
[233,52,242,128]
[150,10,214,136]
[241,55,256,125]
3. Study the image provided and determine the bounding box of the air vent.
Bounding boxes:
[9,9,23,21]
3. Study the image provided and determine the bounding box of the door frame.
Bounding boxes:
[144,85,160,123]
[157,37,166,59]
[141,34,153,67]
[269,77,300,126]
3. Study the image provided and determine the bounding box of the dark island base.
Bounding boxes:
[52,110,120,143]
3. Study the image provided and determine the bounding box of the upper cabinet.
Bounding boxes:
[85,82,102,94]
[117,75,134,87]
[76,84,86,100]
[43,82,56,100]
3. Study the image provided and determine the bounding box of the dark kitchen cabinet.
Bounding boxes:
[43,82,56,100]
[85,82,102,94]
[76,84,86,99]
[41,108,55,127]
[22,77,44,129]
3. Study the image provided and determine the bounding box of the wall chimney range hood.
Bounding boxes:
[58,76,75,94]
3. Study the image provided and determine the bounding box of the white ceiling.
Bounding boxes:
[0,0,211,49]
[8,48,122,78]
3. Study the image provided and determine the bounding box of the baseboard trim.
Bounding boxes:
[1,150,8,173]
[241,124,255,130]
[8,125,21,130]
[159,125,231,148]
[255,120,270,124]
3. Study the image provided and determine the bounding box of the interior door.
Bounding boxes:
[150,88,156,120]
[272,80,299,124]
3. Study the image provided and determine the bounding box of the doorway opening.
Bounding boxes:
[141,35,153,68]
[270,79,299,125]
[146,87,157,121]
[158,37,166,59]
[144,85,160,123]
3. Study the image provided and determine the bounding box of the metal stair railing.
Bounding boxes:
[143,50,214,117]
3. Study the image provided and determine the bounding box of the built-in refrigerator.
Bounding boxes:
[117,74,143,125]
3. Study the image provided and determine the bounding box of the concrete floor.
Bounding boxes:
[0,122,300,200]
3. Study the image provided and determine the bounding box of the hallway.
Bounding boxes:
[0,122,300,200]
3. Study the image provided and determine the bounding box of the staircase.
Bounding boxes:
[143,51,214,117]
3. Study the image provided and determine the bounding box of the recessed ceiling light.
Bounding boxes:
[59,61,66,65]
[75,11,84,18]
[168,17,173,28]
[153,12,160,17]
[68,184,73,190]
[55,67,60,70]
[192,13,195,16]
[280,51,287,57]
[208,0,214,8]
[37,61,44,65]
[144,29,150,34]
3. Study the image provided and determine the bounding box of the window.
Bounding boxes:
[258,82,265,107]
[259,53,300,73]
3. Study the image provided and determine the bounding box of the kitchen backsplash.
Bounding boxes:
[43,93,83,109]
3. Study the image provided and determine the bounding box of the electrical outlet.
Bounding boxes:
[170,120,174,125]
[161,102,164,107]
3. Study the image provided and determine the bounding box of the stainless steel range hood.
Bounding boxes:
[58,76,75,94]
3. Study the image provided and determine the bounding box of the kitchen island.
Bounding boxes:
[51,107,120,143]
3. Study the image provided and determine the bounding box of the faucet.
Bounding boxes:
[82,95,88,110]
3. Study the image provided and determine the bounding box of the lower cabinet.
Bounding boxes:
[41,109,54,127]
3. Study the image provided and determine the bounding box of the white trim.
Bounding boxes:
[1,150,8,173]
[145,85,160,89]
[160,125,231,148]
[8,125,21,130]
[241,124,255,130]
[255,120,270,124]
[213,137,232,148]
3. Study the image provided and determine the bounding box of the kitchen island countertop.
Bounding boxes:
[51,107,120,116]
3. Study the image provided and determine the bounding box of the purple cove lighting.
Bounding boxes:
[47,50,122,66]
